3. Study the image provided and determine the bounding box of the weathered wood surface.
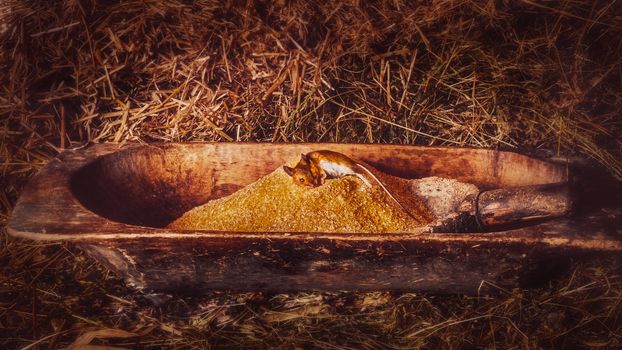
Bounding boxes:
[77,234,577,294]
[476,182,572,227]
[10,142,569,232]
[7,142,622,294]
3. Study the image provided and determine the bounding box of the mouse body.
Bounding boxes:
[283,150,412,218]
[283,150,367,187]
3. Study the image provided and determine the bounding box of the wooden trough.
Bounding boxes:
[7,143,622,294]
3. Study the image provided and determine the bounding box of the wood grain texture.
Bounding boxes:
[7,142,622,294]
[477,183,571,227]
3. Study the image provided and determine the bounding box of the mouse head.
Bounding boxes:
[283,153,316,187]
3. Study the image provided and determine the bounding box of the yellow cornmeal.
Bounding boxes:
[168,168,426,233]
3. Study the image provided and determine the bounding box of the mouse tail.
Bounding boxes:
[354,164,413,218]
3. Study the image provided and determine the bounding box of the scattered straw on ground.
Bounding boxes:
[2,0,622,349]
[169,168,421,233]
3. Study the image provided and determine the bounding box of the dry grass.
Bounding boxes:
[1,0,622,348]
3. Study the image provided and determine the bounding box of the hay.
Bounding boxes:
[2,0,622,349]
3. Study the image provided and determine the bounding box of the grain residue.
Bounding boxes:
[168,168,427,233]
[410,177,479,223]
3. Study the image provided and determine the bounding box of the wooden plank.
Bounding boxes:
[477,182,572,227]
[6,142,620,294]
[9,142,569,234]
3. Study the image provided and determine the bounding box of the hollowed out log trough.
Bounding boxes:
[7,143,622,294]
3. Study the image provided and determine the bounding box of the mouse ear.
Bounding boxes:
[283,166,294,176]
[300,153,309,162]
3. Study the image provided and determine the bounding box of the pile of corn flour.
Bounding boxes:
[168,168,478,233]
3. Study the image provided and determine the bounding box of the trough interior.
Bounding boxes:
[70,144,566,228]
